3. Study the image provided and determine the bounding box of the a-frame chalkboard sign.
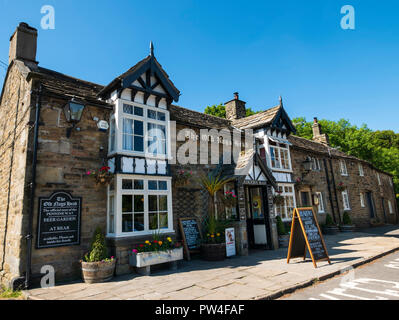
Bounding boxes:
[287,207,331,268]
[179,217,202,261]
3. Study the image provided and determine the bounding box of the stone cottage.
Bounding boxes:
[0,23,397,288]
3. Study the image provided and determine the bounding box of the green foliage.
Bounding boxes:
[202,216,226,244]
[342,212,352,225]
[276,216,287,235]
[292,117,399,195]
[325,214,335,226]
[0,286,22,299]
[204,104,260,118]
[84,227,108,262]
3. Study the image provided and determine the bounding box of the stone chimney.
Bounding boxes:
[9,22,38,64]
[312,117,329,145]
[225,92,246,120]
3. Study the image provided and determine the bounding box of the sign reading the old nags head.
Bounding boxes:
[37,191,82,249]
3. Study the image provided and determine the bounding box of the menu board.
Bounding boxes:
[179,218,202,260]
[287,207,330,268]
[297,209,326,261]
[37,191,81,249]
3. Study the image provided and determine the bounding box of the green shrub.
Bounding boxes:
[342,211,352,225]
[276,216,287,235]
[325,214,334,226]
[84,227,108,262]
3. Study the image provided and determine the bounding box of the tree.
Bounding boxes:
[204,104,260,118]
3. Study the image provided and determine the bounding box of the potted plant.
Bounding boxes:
[321,214,340,235]
[86,166,114,185]
[81,227,116,283]
[198,171,234,261]
[276,216,290,248]
[129,233,183,275]
[221,191,238,209]
[174,169,193,187]
[336,182,346,192]
[340,211,355,232]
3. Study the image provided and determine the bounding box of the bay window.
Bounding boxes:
[109,100,170,158]
[107,175,173,236]
[269,140,291,170]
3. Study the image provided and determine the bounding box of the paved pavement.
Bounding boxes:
[281,250,399,300]
[23,225,399,300]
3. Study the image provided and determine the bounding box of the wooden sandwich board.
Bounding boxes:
[178,217,202,261]
[287,207,331,268]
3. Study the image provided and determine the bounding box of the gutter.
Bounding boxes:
[328,148,341,224]
[323,158,336,223]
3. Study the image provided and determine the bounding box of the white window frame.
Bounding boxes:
[108,98,171,160]
[342,189,351,210]
[340,159,348,176]
[360,192,365,207]
[316,192,325,213]
[377,173,381,185]
[388,200,393,214]
[269,142,292,171]
[107,174,173,237]
[358,163,364,176]
[274,183,296,221]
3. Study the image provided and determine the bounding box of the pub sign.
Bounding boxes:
[37,191,82,249]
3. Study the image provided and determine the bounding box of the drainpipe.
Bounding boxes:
[328,150,341,224]
[25,84,42,289]
[323,158,336,223]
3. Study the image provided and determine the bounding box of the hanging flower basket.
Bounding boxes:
[273,193,285,206]
[86,166,114,186]
[336,182,346,192]
[221,191,237,208]
[174,170,192,187]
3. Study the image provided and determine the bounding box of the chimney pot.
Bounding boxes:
[234,92,239,100]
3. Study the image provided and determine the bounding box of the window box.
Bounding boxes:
[129,247,183,275]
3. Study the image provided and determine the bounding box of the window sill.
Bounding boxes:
[107,229,175,239]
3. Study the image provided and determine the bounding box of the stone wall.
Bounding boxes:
[0,63,32,287]
[290,145,398,228]
[28,92,111,282]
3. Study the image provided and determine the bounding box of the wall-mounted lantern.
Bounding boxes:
[301,156,313,178]
[63,98,85,138]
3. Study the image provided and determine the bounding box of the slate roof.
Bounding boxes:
[231,105,281,129]
[169,104,233,130]
[11,60,109,107]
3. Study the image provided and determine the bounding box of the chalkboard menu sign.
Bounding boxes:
[287,207,330,268]
[37,191,82,249]
[179,217,202,260]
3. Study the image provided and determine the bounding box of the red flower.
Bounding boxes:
[100,166,110,172]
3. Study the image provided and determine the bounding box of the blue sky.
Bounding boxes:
[0,0,398,131]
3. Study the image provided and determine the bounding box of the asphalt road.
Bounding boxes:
[280,250,399,300]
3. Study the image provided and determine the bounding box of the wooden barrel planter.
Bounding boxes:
[200,243,226,261]
[81,260,116,284]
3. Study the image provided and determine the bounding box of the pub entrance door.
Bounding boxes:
[245,186,272,249]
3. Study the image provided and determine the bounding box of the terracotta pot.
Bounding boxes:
[81,259,116,284]
[200,243,226,261]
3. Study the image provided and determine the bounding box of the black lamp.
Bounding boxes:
[301,156,313,178]
[64,98,85,137]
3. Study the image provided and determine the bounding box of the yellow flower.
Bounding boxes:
[216,233,221,237]
[145,240,150,244]
[211,234,215,238]
[167,237,172,242]
[158,241,163,246]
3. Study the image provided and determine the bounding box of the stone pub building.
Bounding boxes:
[0,23,397,288]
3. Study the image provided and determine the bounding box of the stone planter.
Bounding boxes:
[129,248,183,275]
[278,234,290,248]
[339,224,356,232]
[81,259,116,284]
[200,243,226,261]
[322,225,340,235]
